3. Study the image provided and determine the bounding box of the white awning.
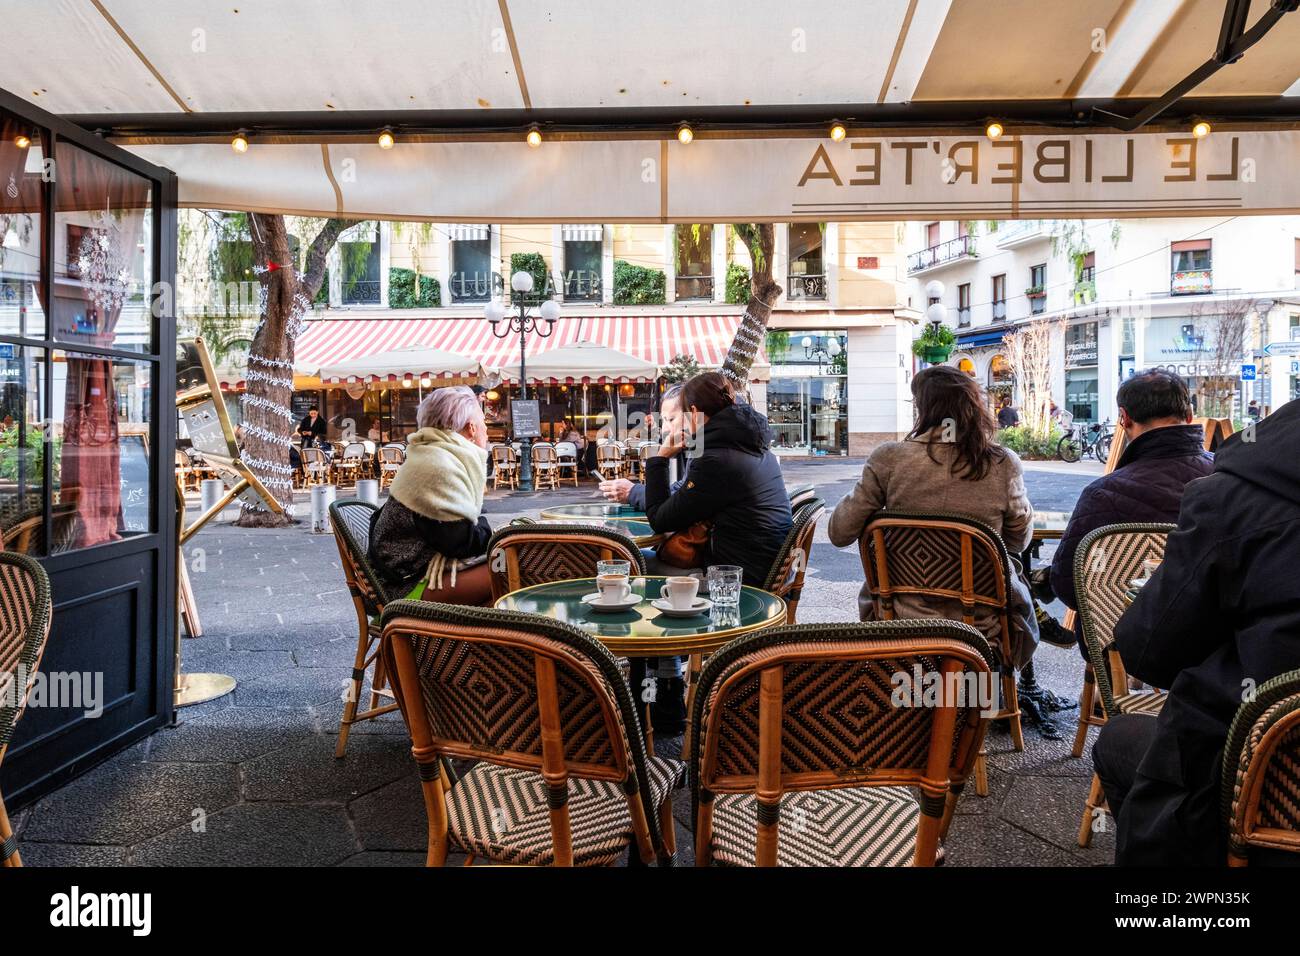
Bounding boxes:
[315,346,482,384]
[561,225,604,242]
[446,224,490,242]
[498,340,657,384]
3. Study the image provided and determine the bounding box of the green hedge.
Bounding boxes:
[388,268,441,309]
[725,262,751,304]
[996,425,1065,460]
[510,252,549,299]
[613,259,666,305]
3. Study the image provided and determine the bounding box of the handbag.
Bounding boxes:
[656,520,711,569]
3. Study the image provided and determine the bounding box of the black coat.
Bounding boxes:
[1111,400,1300,865]
[367,498,491,597]
[298,413,327,444]
[644,403,792,586]
[1050,423,1214,613]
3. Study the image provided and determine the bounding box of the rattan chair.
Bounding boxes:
[486,523,646,602]
[1222,668,1300,865]
[377,444,405,489]
[0,551,53,867]
[328,499,402,758]
[761,497,825,626]
[788,485,818,510]
[530,442,559,491]
[301,446,331,487]
[1072,523,1174,847]
[334,441,367,488]
[554,441,580,487]
[380,601,684,866]
[491,444,519,490]
[691,620,993,867]
[858,512,1024,798]
[595,441,625,479]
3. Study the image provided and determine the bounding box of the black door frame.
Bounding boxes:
[0,86,178,807]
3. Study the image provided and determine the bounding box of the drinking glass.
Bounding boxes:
[596,559,631,578]
[707,565,742,608]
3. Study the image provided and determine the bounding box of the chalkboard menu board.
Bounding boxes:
[511,399,542,439]
[119,433,151,533]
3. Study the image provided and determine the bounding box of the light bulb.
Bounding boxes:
[677,123,694,145]
[377,129,395,149]
[526,126,542,148]
[1191,119,1211,139]
[231,131,249,153]
[14,134,31,149]
[829,122,846,142]
[985,121,1004,140]
[511,271,534,293]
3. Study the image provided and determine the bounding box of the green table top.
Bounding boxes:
[1032,510,1071,539]
[536,503,658,544]
[494,576,787,656]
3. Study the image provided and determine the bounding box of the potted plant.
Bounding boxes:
[1025,284,1045,299]
[911,324,956,364]
[1073,279,1096,305]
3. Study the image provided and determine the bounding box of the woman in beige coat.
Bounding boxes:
[828,365,1038,664]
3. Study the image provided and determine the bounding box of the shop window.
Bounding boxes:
[340,223,380,304]
[562,225,603,301]
[450,224,492,303]
[1171,240,1212,295]
[675,224,713,300]
[992,274,1007,320]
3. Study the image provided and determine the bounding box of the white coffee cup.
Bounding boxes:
[660,575,700,610]
[596,573,631,605]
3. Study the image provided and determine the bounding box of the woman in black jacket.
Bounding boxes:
[643,372,792,586]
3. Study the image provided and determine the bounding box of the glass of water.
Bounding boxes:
[707,565,743,608]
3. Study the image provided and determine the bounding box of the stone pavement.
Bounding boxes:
[11,457,1115,867]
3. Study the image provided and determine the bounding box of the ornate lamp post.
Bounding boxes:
[486,271,560,492]
[801,333,846,373]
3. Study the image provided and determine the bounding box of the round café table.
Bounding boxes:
[536,502,660,546]
[496,576,786,753]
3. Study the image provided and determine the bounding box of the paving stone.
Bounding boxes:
[17,842,128,867]
[241,733,414,804]
[349,774,427,852]
[131,804,356,867]
[943,814,1084,867]
[1000,772,1116,861]
[22,760,239,846]
[337,851,427,867]
[146,706,320,764]
[235,666,349,709]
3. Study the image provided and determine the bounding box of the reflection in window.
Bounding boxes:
[675,225,713,300]
[562,225,602,301]
[0,345,47,555]
[787,223,826,300]
[1,113,45,340]
[340,222,380,304]
[450,224,492,303]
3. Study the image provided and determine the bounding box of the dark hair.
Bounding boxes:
[908,365,1005,481]
[1116,369,1192,424]
[680,371,735,417]
[308,405,319,412]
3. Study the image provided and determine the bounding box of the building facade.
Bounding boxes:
[904,216,1300,424]
[176,216,919,455]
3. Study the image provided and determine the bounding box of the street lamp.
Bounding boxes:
[801,334,846,373]
[487,270,559,492]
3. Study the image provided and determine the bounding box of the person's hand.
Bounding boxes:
[599,478,633,503]
[658,423,687,458]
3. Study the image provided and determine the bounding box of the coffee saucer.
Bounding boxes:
[650,597,712,618]
[581,592,642,613]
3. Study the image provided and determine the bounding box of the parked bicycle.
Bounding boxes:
[1056,420,1113,463]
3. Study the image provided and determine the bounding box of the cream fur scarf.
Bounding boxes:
[388,427,487,524]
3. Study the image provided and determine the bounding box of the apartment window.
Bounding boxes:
[339,222,380,305]
[926,222,940,248]
[1079,251,1096,284]
[1028,263,1046,314]
[787,223,826,300]
[957,283,971,326]
[562,225,602,301]
[992,274,1007,320]
[675,224,713,300]
[1171,239,1212,294]
[957,221,968,238]
[449,224,492,303]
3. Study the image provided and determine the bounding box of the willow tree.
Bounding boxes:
[720,224,780,390]
[235,213,351,527]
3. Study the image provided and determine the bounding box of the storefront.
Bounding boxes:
[765,330,848,456]
[1064,320,1100,424]
[0,90,178,806]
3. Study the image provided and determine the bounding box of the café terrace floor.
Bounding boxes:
[10,457,1111,867]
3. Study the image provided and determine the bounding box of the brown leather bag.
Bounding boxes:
[656,520,711,569]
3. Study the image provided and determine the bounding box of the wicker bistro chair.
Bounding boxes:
[530,442,560,491]
[377,444,405,489]
[328,499,403,758]
[486,524,647,603]
[301,446,331,487]
[0,552,54,867]
[595,441,625,479]
[554,441,580,487]
[857,512,1024,798]
[691,620,994,867]
[761,497,826,626]
[334,442,367,488]
[1222,668,1300,865]
[379,601,684,866]
[1072,523,1174,847]
[490,444,519,491]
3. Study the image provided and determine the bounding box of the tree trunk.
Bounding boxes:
[721,223,781,393]
[234,214,349,528]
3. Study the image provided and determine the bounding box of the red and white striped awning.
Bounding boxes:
[293,313,767,382]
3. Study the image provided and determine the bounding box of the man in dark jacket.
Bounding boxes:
[1050,369,1214,657]
[644,374,792,587]
[298,406,327,447]
[997,398,1020,429]
[1093,398,1300,865]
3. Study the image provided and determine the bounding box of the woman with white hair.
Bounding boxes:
[367,385,493,605]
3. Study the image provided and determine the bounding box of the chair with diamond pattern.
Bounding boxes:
[486,523,646,602]
[1222,668,1300,865]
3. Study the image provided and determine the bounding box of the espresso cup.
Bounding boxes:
[660,575,700,610]
[596,573,631,605]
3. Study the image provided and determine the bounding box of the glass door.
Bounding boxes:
[768,378,809,453]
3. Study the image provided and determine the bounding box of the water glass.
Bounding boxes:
[707,565,742,608]
[596,559,631,578]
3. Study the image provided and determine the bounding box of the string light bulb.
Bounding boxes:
[14,134,31,149]
[1191,118,1212,138]
[526,124,542,148]
[377,128,395,149]
[231,130,249,153]
[985,120,1004,140]
[829,121,847,142]
[677,123,694,145]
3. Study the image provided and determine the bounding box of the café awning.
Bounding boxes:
[498,340,658,385]
[315,346,482,385]
[5,0,1298,221]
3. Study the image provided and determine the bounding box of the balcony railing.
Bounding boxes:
[908,234,978,274]
[675,274,714,300]
[957,307,971,327]
[787,273,827,300]
[1171,270,1213,295]
[341,279,381,305]
[992,300,1007,320]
